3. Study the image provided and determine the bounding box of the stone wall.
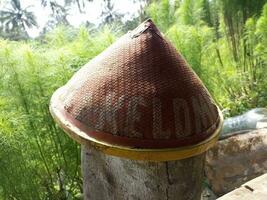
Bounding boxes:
[205,129,267,195]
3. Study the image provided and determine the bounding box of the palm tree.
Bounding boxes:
[101,0,123,24]
[41,0,93,14]
[0,0,37,39]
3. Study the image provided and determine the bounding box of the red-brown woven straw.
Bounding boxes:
[51,19,221,149]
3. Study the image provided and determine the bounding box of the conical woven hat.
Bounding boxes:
[50,19,223,161]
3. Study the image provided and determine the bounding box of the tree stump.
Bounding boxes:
[82,145,206,200]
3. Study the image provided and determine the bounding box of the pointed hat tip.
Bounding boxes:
[131,18,162,38]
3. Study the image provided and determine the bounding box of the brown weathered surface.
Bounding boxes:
[217,173,267,200]
[205,129,267,195]
[51,19,221,150]
[82,145,206,200]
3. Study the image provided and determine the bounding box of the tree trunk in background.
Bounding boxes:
[82,145,205,200]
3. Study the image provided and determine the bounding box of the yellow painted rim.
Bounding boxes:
[50,87,223,161]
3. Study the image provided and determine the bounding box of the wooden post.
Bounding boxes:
[82,145,206,200]
[49,19,223,200]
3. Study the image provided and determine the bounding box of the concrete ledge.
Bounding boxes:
[217,173,267,200]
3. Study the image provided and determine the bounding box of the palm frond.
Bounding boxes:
[11,0,21,11]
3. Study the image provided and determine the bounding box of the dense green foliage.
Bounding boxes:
[148,0,267,116]
[0,27,116,199]
[0,0,267,199]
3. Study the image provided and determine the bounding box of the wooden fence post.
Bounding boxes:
[50,19,223,200]
[82,146,206,200]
